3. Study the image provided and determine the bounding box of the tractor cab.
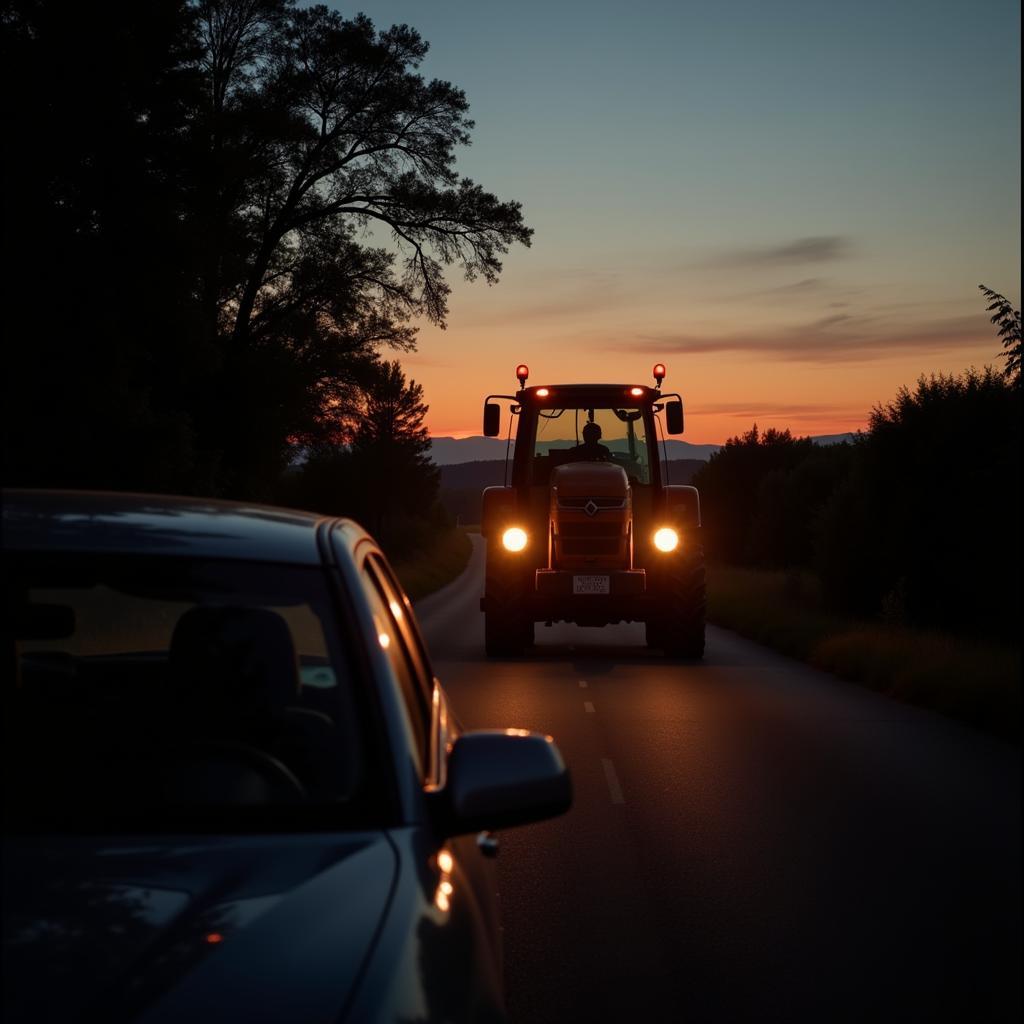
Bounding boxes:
[479,365,705,658]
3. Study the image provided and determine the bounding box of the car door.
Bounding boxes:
[358,552,505,1003]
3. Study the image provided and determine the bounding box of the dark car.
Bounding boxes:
[2,490,571,1023]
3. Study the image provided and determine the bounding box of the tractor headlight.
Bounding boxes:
[653,527,679,553]
[502,527,528,552]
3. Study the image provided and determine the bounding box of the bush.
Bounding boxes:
[815,368,1020,641]
[708,563,1021,741]
[694,426,851,568]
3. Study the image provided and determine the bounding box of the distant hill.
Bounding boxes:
[429,432,853,465]
[439,460,512,489]
[430,435,721,465]
[429,436,516,464]
[439,458,705,524]
[811,432,857,446]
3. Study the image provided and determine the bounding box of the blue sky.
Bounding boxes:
[339,0,1020,439]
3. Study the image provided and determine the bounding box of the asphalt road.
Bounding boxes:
[415,537,1021,1023]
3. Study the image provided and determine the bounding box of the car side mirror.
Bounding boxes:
[483,402,501,437]
[438,730,572,836]
[665,400,684,435]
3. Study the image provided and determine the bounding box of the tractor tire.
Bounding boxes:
[644,618,666,649]
[484,610,523,657]
[521,617,536,648]
[484,541,527,657]
[653,544,706,659]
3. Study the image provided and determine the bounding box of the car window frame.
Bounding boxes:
[364,553,449,788]
[358,553,432,778]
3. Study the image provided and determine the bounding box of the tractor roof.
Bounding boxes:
[517,383,659,403]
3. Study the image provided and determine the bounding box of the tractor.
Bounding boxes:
[479,363,706,658]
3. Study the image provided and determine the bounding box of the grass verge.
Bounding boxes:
[708,564,1021,743]
[391,527,473,602]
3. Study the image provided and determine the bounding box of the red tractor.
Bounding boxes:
[480,364,705,658]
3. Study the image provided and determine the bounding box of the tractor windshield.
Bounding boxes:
[530,405,653,485]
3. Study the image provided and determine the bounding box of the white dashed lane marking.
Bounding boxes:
[601,758,625,804]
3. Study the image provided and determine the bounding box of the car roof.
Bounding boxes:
[1,489,353,565]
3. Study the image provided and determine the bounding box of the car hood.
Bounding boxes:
[2,831,397,1023]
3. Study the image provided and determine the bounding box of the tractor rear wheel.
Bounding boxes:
[484,541,528,657]
[484,611,524,657]
[652,544,706,659]
[644,619,666,648]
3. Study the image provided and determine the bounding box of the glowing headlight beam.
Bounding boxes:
[502,527,528,552]
[653,527,679,553]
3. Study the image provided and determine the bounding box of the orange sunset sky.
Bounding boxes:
[357,0,1021,444]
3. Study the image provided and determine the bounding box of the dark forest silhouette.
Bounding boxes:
[3,1,530,502]
[279,359,443,558]
[694,291,1021,643]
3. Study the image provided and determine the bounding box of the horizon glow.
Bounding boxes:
[349,0,1020,444]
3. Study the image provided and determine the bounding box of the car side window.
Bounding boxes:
[367,555,434,695]
[360,558,430,775]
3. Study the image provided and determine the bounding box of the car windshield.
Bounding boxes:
[4,553,386,833]
[531,406,652,485]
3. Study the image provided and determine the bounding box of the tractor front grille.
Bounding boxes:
[557,496,626,511]
[561,538,621,557]
[559,521,622,538]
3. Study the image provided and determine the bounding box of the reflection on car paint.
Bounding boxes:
[434,848,454,914]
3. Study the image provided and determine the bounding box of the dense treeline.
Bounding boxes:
[2,1,529,508]
[694,358,1021,643]
[278,360,444,558]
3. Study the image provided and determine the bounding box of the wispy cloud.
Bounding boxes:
[761,277,827,294]
[700,235,853,269]
[402,353,454,369]
[458,268,623,325]
[712,276,832,304]
[630,312,993,362]
[690,401,865,423]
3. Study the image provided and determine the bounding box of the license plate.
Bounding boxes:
[573,575,610,595]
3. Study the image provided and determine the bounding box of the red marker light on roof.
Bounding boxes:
[652,363,666,387]
[536,387,550,397]
[516,364,529,386]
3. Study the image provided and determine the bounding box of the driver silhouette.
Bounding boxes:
[571,421,611,461]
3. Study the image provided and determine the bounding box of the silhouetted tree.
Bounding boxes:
[2,2,531,498]
[3,0,206,492]
[693,425,817,563]
[279,358,441,555]
[978,284,1021,388]
[348,360,437,539]
[747,445,854,568]
[187,1,531,493]
[814,367,1020,639]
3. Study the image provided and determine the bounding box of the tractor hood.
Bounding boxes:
[551,462,629,499]
[549,462,631,570]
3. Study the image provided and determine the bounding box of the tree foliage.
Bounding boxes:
[695,366,1020,642]
[815,367,1020,639]
[692,426,819,564]
[2,1,530,497]
[348,360,438,538]
[280,360,442,556]
[978,284,1021,388]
